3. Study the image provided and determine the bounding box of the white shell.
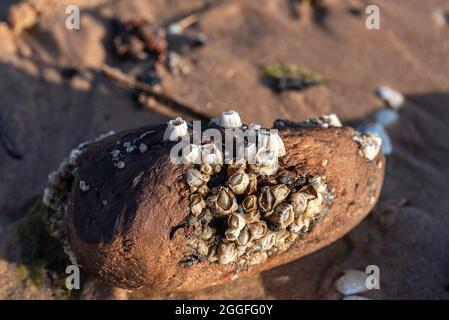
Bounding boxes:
[163,117,188,141]
[228,171,250,194]
[377,86,404,110]
[320,114,342,127]
[335,270,370,295]
[218,243,237,264]
[353,133,382,161]
[310,176,326,194]
[182,144,202,164]
[363,122,392,155]
[258,132,286,157]
[228,213,246,231]
[201,143,224,165]
[216,110,243,129]
[255,148,279,176]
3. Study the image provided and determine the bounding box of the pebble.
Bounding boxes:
[377,86,404,110]
[79,180,91,192]
[115,161,125,169]
[363,122,392,155]
[139,143,148,153]
[375,108,398,127]
[335,270,370,295]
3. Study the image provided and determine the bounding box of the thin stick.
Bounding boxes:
[101,65,211,121]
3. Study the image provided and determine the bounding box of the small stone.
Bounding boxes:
[79,180,91,192]
[139,143,148,153]
[335,270,370,295]
[115,161,125,169]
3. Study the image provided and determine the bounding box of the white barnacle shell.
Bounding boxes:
[268,203,295,229]
[190,194,206,217]
[225,228,241,241]
[257,132,286,157]
[319,114,342,127]
[255,148,279,176]
[304,195,323,220]
[182,144,202,164]
[200,163,214,176]
[271,184,290,205]
[237,226,251,246]
[163,117,188,141]
[201,143,224,165]
[228,213,246,231]
[258,231,276,251]
[377,86,404,110]
[335,270,370,295]
[258,186,276,214]
[228,171,250,194]
[79,180,90,192]
[248,221,267,241]
[218,242,237,264]
[310,176,327,194]
[353,133,382,161]
[227,159,247,177]
[186,168,210,189]
[245,173,258,195]
[289,192,308,216]
[242,195,258,212]
[215,187,238,215]
[215,110,242,129]
[244,210,261,224]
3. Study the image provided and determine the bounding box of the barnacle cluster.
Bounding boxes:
[181,112,333,269]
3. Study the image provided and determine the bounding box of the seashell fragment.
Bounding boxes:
[163,117,188,141]
[335,270,370,295]
[319,114,342,127]
[309,176,326,194]
[228,171,250,194]
[236,227,251,246]
[353,133,382,161]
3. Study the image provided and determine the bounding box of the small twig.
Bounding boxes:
[0,114,23,160]
[101,64,211,121]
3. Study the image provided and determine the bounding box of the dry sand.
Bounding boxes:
[0,0,448,299]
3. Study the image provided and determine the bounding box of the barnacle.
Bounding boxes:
[214,110,243,129]
[242,195,258,212]
[218,242,237,264]
[209,187,238,215]
[163,117,188,141]
[258,186,276,214]
[228,171,250,194]
[190,194,206,217]
[186,169,210,190]
[181,111,334,269]
[353,133,382,161]
[268,203,295,229]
